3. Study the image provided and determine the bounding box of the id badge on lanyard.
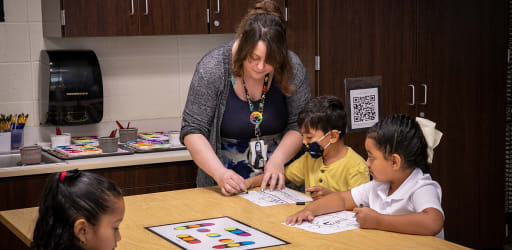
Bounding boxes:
[240,73,271,173]
[248,139,267,173]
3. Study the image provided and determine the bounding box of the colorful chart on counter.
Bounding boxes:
[238,188,312,207]
[145,216,289,249]
[138,131,169,141]
[54,144,103,157]
[71,136,99,147]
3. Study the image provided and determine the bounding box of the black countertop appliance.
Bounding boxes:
[40,50,103,125]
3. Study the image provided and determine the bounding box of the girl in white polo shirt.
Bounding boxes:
[285,114,444,238]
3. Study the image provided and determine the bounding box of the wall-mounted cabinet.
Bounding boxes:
[40,0,317,93]
[42,0,289,37]
[42,0,208,37]
[208,0,285,33]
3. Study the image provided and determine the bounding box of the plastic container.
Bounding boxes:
[98,137,118,153]
[119,128,138,143]
[11,129,24,150]
[168,131,181,147]
[20,145,42,165]
[51,133,71,148]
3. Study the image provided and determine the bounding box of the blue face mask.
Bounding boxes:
[302,132,331,159]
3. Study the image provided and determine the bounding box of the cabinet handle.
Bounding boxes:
[145,0,149,15]
[216,0,220,14]
[408,84,415,106]
[130,0,134,15]
[420,84,427,105]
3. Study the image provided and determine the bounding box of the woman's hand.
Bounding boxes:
[261,157,285,191]
[285,209,315,226]
[353,206,380,229]
[216,169,247,196]
[306,186,333,200]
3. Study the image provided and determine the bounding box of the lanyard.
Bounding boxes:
[241,73,270,139]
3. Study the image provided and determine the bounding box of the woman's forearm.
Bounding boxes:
[184,134,227,182]
[269,130,302,165]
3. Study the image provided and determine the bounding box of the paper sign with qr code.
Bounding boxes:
[349,87,379,130]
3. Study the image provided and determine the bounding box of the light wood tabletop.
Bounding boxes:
[0,187,468,249]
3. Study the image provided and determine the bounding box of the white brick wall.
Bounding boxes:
[0,0,234,145]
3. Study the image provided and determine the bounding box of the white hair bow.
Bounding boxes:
[415,117,443,164]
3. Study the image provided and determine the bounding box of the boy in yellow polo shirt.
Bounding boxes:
[246,96,369,200]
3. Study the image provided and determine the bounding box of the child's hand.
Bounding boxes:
[285,209,315,226]
[353,206,380,229]
[306,186,333,200]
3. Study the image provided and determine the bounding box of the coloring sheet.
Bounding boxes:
[238,188,312,206]
[146,216,288,249]
[284,211,360,234]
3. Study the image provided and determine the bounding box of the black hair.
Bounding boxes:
[367,114,430,173]
[297,95,347,138]
[31,169,123,250]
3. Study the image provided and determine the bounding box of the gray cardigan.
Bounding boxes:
[180,40,311,187]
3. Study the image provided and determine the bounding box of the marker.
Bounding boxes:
[244,189,248,194]
[296,201,306,205]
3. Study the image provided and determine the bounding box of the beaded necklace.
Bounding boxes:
[241,73,270,140]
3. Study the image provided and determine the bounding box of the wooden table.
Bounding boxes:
[0,187,468,249]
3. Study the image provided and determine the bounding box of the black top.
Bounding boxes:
[221,82,288,139]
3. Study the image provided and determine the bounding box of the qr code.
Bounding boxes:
[352,95,376,123]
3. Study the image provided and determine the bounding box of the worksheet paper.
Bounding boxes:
[284,211,360,234]
[238,188,312,206]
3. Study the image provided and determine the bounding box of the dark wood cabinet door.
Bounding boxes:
[209,0,251,33]
[139,0,208,35]
[286,0,316,96]
[62,0,139,36]
[208,0,285,33]
[318,0,416,155]
[416,0,507,248]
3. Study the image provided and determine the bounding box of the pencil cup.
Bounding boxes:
[119,128,138,143]
[0,131,11,153]
[10,129,24,150]
[99,137,118,153]
[20,145,42,165]
[168,131,181,146]
[51,133,71,148]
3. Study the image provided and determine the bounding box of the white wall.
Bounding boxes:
[0,0,233,144]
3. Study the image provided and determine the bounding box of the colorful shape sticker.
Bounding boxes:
[176,234,201,244]
[174,223,216,230]
[225,228,251,237]
[212,241,255,249]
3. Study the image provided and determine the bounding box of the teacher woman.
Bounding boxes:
[180,0,310,196]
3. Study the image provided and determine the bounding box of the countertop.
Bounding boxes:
[0,149,191,178]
